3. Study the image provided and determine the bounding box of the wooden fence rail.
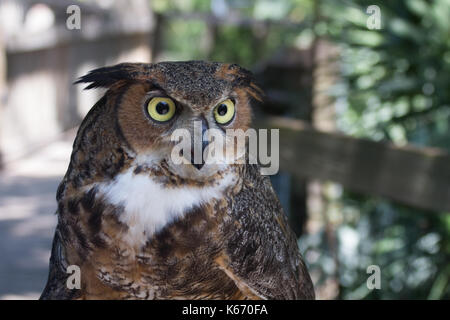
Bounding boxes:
[258,116,450,213]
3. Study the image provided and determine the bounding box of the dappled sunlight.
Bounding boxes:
[0,133,74,298]
[11,213,56,238]
[0,292,41,300]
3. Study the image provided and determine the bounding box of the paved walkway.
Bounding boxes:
[0,133,74,299]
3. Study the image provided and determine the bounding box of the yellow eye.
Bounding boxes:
[214,99,235,125]
[147,97,176,122]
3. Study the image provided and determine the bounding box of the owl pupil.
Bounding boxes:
[156,102,169,115]
[218,104,227,116]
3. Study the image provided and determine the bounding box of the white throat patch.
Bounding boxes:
[96,166,235,247]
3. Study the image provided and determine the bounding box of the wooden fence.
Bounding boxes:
[259,116,450,213]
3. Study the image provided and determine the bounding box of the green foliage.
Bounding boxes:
[324,0,450,149]
[154,0,314,68]
[209,25,300,67]
[159,20,208,61]
[300,196,450,299]
[152,0,211,13]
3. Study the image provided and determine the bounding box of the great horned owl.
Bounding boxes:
[40,61,314,300]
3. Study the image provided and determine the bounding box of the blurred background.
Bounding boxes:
[0,0,449,299]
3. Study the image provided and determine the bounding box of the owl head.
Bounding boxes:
[75,61,263,181]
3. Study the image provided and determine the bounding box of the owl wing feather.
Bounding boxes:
[40,224,81,300]
[219,164,315,300]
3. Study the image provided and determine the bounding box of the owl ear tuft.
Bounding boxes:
[74,63,150,90]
